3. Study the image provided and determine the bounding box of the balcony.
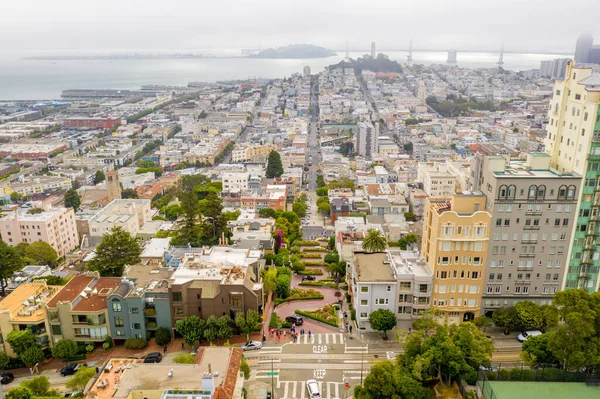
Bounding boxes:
[518,254,535,258]
[146,321,158,330]
[144,308,157,317]
[523,225,540,230]
[521,240,537,244]
[525,211,542,216]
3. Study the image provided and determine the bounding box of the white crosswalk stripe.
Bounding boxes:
[293,333,345,345]
[344,344,368,354]
[278,380,344,399]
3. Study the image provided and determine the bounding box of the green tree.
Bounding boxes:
[540,304,559,332]
[298,193,308,203]
[361,229,387,252]
[492,306,517,335]
[175,315,205,348]
[275,274,291,298]
[316,175,325,188]
[235,309,260,341]
[24,241,58,267]
[262,268,277,295]
[21,376,51,396]
[88,226,142,277]
[51,339,79,363]
[397,233,418,250]
[473,315,492,332]
[515,301,543,331]
[19,346,44,366]
[403,142,413,153]
[155,327,171,346]
[163,204,183,221]
[265,151,284,178]
[94,170,105,184]
[240,358,251,380]
[403,212,417,222]
[121,188,139,199]
[33,275,67,285]
[64,189,81,211]
[369,309,397,339]
[316,187,329,196]
[65,366,95,392]
[317,202,330,216]
[324,252,339,264]
[173,353,196,364]
[259,208,277,218]
[217,315,233,344]
[0,351,9,371]
[522,333,559,367]
[6,329,36,356]
[354,361,429,399]
[10,192,26,203]
[203,315,218,345]
[0,241,25,296]
[292,202,307,218]
[5,386,32,399]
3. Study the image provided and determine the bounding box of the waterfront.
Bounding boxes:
[0,50,570,100]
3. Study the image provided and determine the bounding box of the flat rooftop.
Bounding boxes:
[122,265,171,295]
[482,381,600,399]
[46,274,122,312]
[389,250,432,277]
[353,252,396,282]
[0,282,61,322]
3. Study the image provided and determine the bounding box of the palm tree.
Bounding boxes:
[361,229,387,252]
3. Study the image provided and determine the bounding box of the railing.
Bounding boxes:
[521,240,537,244]
[523,225,540,230]
[518,254,535,258]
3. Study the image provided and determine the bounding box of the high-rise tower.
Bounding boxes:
[407,39,413,63]
[544,61,600,292]
[371,42,376,59]
[497,42,504,66]
[106,170,122,202]
[574,33,594,63]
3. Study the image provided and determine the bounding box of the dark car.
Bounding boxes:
[302,276,316,281]
[286,315,304,325]
[0,373,14,385]
[143,352,163,363]
[60,364,85,377]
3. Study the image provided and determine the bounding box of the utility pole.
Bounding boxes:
[271,357,274,398]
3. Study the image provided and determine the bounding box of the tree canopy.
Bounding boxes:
[0,241,25,296]
[175,315,205,347]
[51,339,79,363]
[24,241,58,267]
[265,150,284,178]
[64,189,81,211]
[369,309,397,339]
[361,229,387,252]
[87,226,142,277]
[354,361,429,399]
[235,309,260,341]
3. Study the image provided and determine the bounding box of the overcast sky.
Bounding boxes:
[2,0,599,55]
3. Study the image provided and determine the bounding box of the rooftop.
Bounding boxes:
[121,265,172,296]
[1,206,69,222]
[389,249,432,277]
[46,274,122,312]
[0,282,61,322]
[353,251,396,283]
[140,238,172,259]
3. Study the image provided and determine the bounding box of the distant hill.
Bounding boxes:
[250,44,337,59]
[329,53,403,73]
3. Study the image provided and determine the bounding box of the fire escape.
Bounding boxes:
[581,130,600,288]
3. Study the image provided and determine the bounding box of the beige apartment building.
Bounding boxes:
[0,206,78,258]
[422,192,491,324]
[472,153,581,314]
[86,198,152,237]
[0,282,61,356]
[46,273,124,345]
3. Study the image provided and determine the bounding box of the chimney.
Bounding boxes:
[208,361,212,374]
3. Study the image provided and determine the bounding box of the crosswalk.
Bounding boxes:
[279,381,344,399]
[291,333,346,345]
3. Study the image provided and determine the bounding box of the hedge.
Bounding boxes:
[303,261,327,266]
[295,309,338,328]
[298,253,322,259]
[124,338,148,349]
[269,312,292,329]
[275,296,324,306]
[295,240,321,246]
[299,281,338,289]
[484,367,586,382]
[297,269,324,275]
[302,247,329,252]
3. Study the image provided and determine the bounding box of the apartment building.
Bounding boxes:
[87,199,152,237]
[168,247,263,325]
[107,266,172,341]
[544,62,600,292]
[421,192,491,324]
[474,153,581,313]
[357,122,379,158]
[417,161,458,198]
[222,172,250,194]
[46,273,123,344]
[0,282,61,356]
[2,176,72,197]
[0,206,78,258]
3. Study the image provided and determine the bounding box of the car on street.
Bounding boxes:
[517,330,542,342]
[302,275,316,281]
[143,352,163,363]
[241,341,263,351]
[60,364,85,377]
[285,315,304,325]
[0,373,14,384]
[306,379,321,398]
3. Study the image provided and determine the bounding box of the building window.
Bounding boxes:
[131,308,139,314]
[375,298,389,305]
[174,307,183,315]
[360,300,368,306]
[112,300,122,312]
[51,325,62,335]
[361,287,369,293]
[116,330,125,336]
[360,313,368,319]
[172,292,182,302]
[114,316,124,327]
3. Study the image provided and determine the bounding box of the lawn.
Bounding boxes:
[483,381,600,399]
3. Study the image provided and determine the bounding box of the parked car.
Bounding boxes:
[241,341,263,351]
[0,373,14,384]
[143,352,163,363]
[302,275,316,281]
[517,330,542,342]
[60,364,85,377]
[306,379,321,398]
[285,315,304,325]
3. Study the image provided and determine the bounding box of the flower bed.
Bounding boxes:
[270,312,292,328]
[295,240,321,246]
[298,253,322,258]
[299,281,338,289]
[302,247,330,253]
[295,304,338,327]
[274,288,325,306]
[297,269,324,275]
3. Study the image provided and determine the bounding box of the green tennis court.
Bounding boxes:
[484,381,600,399]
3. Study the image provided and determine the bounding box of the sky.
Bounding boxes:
[2,0,599,55]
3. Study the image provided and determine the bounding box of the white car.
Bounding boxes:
[306,379,321,398]
[241,340,263,351]
[517,330,542,342]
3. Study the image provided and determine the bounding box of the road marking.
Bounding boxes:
[387,351,396,360]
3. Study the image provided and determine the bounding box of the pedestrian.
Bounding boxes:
[349,325,353,334]
[283,330,286,337]
[308,330,311,337]
[181,342,184,350]
[345,322,349,331]
[163,345,167,353]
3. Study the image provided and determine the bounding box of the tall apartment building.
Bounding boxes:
[574,33,594,64]
[544,62,600,292]
[473,153,581,313]
[421,192,491,324]
[87,199,152,237]
[417,161,458,198]
[222,172,250,194]
[0,206,78,258]
[357,122,379,158]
